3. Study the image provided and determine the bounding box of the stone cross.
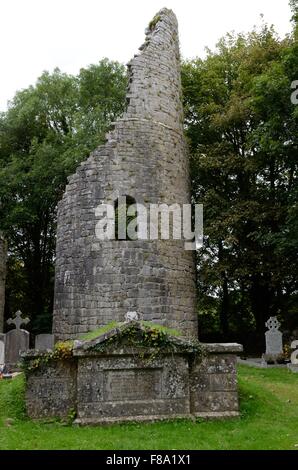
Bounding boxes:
[7,310,29,330]
[265,316,281,331]
[265,316,283,356]
[5,311,30,367]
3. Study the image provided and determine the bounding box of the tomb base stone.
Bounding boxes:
[23,322,242,423]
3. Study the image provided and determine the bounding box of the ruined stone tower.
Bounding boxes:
[53,9,198,340]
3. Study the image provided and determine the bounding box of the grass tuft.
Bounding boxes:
[78,321,119,341]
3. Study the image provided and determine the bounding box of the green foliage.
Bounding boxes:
[0,61,127,332]
[0,374,26,422]
[0,10,297,351]
[66,408,77,425]
[140,321,181,337]
[148,15,161,31]
[290,0,298,38]
[79,321,119,341]
[22,322,198,374]
[114,196,138,240]
[80,320,181,341]
[87,322,202,361]
[22,340,74,374]
[182,22,298,345]
[0,367,298,449]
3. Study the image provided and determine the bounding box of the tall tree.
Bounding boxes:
[0,61,127,332]
[182,21,298,346]
[0,232,7,332]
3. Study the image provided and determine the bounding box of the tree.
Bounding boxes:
[182,21,298,347]
[0,61,127,333]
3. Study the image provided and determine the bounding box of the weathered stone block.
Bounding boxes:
[35,334,55,351]
[191,373,237,392]
[191,391,239,413]
[25,358,77,419]
[189,344,242,417]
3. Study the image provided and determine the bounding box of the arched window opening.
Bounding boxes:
[114,196,138,240]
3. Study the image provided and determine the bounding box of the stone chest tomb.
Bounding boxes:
[24,321,242,423]
[23,9,243,423]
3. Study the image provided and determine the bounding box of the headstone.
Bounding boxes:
[35,334,54,350]
[0,338,4,364]
[265,316,283,357]
[290,340,298,365]
[5,311,30,366]
[288,340,298,373]
[292,329,298,341]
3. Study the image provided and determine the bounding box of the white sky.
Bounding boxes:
[0,0,292,111]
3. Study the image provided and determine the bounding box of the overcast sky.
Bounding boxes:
[0,0,292,111]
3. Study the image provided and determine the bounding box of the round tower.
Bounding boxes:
[53,9,198,339]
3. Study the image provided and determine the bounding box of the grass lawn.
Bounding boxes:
[0,365,297,450]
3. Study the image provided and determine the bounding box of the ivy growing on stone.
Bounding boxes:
[21,341,74,375]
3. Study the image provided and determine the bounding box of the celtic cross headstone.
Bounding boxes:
[265,316,283,358]
[5,310,30,366]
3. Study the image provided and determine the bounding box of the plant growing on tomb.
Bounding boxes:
[88,322,203,362]
[21,340,74,374]
[66,407,77,425]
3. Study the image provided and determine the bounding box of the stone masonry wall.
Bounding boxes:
[25,359,77,419]
[190,344,242,417]
[53,9,198,340]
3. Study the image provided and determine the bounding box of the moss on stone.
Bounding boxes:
[79,321,119,341]
[148,14,161,31]
[79,321,202,362]
[79,320,181,342]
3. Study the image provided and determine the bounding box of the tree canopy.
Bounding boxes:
[181,11,297,348]
[0,60,127,332]
[0,6,297,351]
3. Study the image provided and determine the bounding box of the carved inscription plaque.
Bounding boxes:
[104,368,162,401]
